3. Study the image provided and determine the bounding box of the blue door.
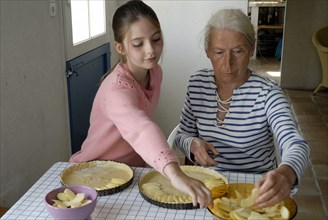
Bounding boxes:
[66,44,110,154]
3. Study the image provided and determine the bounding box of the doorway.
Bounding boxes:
[248,1,286,85]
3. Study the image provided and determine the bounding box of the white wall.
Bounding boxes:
[144,1,249,136]
[0,0,122,207]
[0,1,70,207]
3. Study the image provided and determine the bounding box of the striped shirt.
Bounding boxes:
[175,68,310,187]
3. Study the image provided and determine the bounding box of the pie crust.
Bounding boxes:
[138,165,228,209]
[60,160,134,196]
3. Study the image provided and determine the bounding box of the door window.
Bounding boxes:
[71,0,106,45]
[63,0,109,60]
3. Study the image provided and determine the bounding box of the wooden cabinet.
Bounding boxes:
[249,2,286,59]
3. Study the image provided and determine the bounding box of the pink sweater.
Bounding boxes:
[69,63,179,173]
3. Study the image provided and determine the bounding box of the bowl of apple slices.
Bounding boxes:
[44,185,98,220]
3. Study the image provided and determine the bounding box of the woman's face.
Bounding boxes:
[206,28,254,85]
[120,17,163,75]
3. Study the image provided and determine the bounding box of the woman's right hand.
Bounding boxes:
[190,138,218,166]
[163,162,212,208]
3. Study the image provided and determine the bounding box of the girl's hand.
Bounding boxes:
[190,138,218,167]
[255,165,296,208]
[163,162,212,208]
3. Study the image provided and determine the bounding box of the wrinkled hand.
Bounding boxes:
[164,163,212,208]
[255,165,296,208]
[190,138,218,167]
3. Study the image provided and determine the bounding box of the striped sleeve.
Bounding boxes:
[174,71,203,161]
[265,89,310,191]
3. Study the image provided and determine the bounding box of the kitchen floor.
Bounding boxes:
[286,89,328,220]
[249,57,281,84]
[1,59,327,219]
[0,208,8,217]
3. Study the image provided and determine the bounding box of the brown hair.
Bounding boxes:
[100,0,162,83]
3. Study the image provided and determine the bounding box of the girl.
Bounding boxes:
[70,0,211,208]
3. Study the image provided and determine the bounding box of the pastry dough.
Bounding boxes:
[61,160,133,194]
[139,166,228,206]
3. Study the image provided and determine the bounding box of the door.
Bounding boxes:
[66,44,110,154]
[63,0,111,153]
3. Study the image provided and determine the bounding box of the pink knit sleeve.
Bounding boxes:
[152,149,180,172]
[104,75,179,174]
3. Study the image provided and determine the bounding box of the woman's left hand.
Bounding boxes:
[255,165,296,208]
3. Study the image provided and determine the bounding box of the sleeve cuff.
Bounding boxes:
[152,149,180,175]
[184,137,200,165]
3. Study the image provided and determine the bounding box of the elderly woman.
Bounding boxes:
[174,9,310,208]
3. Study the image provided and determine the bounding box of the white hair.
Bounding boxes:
[204,9,256,50]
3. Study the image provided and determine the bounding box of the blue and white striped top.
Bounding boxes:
[175,68,310,184]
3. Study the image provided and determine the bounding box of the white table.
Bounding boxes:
[2,162,261,220]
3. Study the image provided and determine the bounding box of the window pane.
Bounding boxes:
[89,0,106,37]
[71,0,89,45]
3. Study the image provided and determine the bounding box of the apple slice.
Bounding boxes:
[56,192,70,201]
[63,188,76,200]
[52,199,67,208]
[280,205,290,219]
[240,188,259,208]
[248,211,269,220]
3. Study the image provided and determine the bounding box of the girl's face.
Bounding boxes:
[206,28,254,85]
[119,17,163,75]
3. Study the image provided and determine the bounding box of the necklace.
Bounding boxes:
[215,92,232,127]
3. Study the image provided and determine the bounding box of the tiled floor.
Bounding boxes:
[249,57,281,84]
[286,89,328,220]
[0,207,9,218]
[251,57,328,219]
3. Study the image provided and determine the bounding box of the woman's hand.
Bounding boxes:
[163,162,212,208]
[190,138,218,167]
[255,165,297,208]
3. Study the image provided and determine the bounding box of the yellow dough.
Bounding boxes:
[139,166,228,204]
[61,161,133,191]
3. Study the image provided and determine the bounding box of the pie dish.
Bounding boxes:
[138,165,228,209]
[60,160,134,196]
[207,183,297,219]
